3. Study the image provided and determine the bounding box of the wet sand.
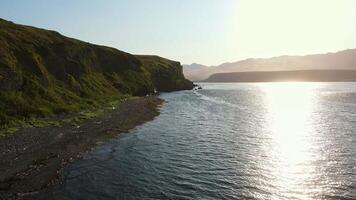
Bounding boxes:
[0,96,164,199]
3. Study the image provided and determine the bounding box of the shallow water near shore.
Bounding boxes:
[36,82,356,199]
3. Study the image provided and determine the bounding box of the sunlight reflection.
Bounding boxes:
[260,82,321,199]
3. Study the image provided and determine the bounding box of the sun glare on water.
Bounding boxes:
[260,82,322,199]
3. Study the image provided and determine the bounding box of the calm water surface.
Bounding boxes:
[37,83,356,199]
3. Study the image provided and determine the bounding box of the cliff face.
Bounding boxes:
[0,18,193,127]
[138,55,194,92]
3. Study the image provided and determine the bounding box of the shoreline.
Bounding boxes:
[0,96,164,199]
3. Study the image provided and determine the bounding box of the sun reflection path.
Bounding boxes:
[260,82,321,199]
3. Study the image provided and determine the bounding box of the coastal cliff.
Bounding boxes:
[0,18,193,199]
[0,18,193,128]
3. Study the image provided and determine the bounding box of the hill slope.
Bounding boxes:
[0,18,193,127]
[182,63,209,81]
[185,49,356,81]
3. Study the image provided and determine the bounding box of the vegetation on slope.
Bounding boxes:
[0,18,193,130]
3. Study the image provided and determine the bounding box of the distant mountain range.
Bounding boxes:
[183,49,356,81]
[204,70,356,82]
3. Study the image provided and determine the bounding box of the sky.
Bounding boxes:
[1,0,356,66]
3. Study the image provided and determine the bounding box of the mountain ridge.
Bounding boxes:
[204,69,356,82]
[184,49,356,81]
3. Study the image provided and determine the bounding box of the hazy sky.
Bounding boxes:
[1,0,356,65]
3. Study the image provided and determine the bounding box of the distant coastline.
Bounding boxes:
[203,69,356,82]
[183,49,356,81]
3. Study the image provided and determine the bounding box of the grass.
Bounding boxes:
[0,98,129,136]
[0,18,193,135]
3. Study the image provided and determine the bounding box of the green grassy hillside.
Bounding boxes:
[0,18,193,128]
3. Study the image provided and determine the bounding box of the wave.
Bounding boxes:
[193,90,243,109]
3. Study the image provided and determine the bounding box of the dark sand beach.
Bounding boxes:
[0,96,163,199]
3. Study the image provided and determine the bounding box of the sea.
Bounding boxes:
[35,82,356,200]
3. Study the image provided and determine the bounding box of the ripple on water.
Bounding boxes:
[36,83,356,200]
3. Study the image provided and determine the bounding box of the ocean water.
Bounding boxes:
[36,83,356,200]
